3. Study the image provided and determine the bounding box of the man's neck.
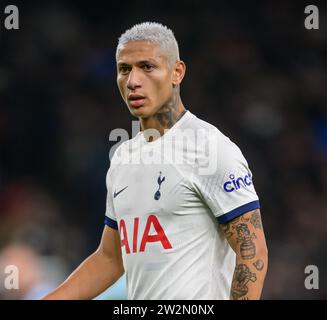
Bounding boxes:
[140,97,186,142]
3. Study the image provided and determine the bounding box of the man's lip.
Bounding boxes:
[129,98,145,107]
[128,94,146,100]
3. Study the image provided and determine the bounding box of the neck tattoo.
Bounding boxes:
[176,109,187,123]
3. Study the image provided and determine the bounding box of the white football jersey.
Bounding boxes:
[104,110,260,300]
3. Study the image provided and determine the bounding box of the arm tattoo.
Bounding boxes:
[253,259,264,271]
[221,223,234,239]
[231,216,241,224]
[236,223,257,260]
[221,214,249,239]
[250,209,263,230]
[230,214,248,224]
[231,264,257,299]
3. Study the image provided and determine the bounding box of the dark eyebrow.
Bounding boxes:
[137,59,157,65]
[117,62,131,67]
[118,59,157,66]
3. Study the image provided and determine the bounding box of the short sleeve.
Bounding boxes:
[192,133,260,224]
[104,168,118,230]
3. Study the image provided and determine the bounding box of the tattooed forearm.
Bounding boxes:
[250,209,263,230]
[225,209,267,300]
[221,223,233,239]
[230,216,241,224]
[220,214,250,239]
[253,259,264,271]
[236,223,257,260]
[231,264,257,299]
[231,214,249,224]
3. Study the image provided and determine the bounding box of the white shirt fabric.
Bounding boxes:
[104,110,260,300]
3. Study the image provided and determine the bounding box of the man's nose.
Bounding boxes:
[127,68,141,90]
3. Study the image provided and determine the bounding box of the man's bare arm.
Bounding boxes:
[43,226,124,300]
[220,209,268,300]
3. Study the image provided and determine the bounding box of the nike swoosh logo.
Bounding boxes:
[113,186,128,198]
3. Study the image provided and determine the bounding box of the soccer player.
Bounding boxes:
[44,22,268,300]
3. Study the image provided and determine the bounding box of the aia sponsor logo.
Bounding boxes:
[119,215,172,254]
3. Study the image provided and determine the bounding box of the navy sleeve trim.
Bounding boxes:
[217,200,260,224]
[104,216,118,230]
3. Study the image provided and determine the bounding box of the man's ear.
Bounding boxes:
[172,60,186,86]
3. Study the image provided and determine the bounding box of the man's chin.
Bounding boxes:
[129,106,152,118]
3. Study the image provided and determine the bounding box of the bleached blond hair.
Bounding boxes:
[116,22,180,67]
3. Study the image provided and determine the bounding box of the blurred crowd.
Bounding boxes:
[0,1,326,299]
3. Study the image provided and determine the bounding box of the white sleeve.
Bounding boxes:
[192,133,260,224]
[104,167,118,230]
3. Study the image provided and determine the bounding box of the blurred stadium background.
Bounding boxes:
[0,0,326,299]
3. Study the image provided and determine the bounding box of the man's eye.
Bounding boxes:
[142,64,154,71]
[119,66,130,74]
